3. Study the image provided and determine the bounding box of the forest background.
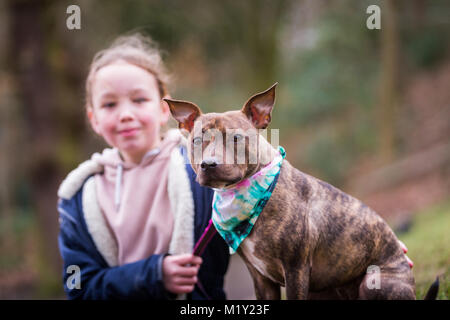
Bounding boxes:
[0,0,448,299]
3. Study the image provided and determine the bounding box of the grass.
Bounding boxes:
[398,200,450,300]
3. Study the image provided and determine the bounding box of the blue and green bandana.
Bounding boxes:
[212,146,286,254]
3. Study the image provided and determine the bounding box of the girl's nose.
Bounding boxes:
[118,106,136,122]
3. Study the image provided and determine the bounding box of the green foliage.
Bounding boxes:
[405,27,448,69]
[0,209,33,270]
[280,3,379,184]
[303,130,350,185]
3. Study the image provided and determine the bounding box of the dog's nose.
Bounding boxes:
[201,158,217,171]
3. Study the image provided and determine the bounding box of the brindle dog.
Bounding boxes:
[165,84,437,300]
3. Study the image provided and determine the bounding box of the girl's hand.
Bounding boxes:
[162,254,203,294]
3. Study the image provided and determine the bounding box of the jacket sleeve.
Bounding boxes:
[57,189,174,300]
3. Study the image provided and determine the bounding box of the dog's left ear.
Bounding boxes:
[242,82,277,129]
[164,98,202,132]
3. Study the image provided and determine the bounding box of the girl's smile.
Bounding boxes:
[118,127,141,137]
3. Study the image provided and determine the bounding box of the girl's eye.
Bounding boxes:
[193,137,202,146]
[134,98,148,104]
[234,134,243,142]
[103,102,116,108]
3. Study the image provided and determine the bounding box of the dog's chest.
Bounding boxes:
[239,237,285,285]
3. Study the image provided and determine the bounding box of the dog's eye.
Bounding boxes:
[234,134,243,143]
[193,137,202,145]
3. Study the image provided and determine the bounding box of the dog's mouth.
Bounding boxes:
[196,171,243,189]
[223,177,244,188]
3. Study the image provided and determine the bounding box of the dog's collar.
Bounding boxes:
[212,146,286,254]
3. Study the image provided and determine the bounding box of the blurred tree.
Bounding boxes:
[0,76,16,267]
[111,0,293,96]
[8,0,62,295]
[278,0,381,184]
[378,0,399,163]
[0,0,15,267]
[208,0,291,91]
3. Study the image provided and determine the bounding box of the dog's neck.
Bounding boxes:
[258,134,279,167]
[249,133,279,175]
[211,140,285,254]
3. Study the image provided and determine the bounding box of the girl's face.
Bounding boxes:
[88,61,170,164]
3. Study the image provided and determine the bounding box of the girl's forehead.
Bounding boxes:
[92,61,158,96]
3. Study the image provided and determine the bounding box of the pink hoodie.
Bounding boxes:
[91,132,181,265]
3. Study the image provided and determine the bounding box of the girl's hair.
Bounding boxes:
[85,33,170,110]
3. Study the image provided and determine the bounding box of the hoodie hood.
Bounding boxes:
[57,129,186,202]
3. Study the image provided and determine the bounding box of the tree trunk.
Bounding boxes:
[378,0,400,163]
[8,0,62,294]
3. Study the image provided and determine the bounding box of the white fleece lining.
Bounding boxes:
[82,176,119,267]
[57,160,103,200]
[167,147,195,255]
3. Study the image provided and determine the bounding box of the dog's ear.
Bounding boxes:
[164,98,202,132]
[241,82,277,129]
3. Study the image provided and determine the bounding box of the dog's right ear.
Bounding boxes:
[164,98,202,132]
[242,82,277,129]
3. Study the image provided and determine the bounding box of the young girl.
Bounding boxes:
[57,34,229,299]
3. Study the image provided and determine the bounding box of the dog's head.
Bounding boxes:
[165,83,278,189]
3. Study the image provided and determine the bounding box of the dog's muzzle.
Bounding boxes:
[201,157,218,171]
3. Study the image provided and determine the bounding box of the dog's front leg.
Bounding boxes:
[253,273,281,300]
[285,266,310,300]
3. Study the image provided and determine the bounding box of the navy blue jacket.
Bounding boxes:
[58,147,229,300]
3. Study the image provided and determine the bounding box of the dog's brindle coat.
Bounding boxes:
[165,84,416,300]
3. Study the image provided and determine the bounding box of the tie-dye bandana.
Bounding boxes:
[212,146,286,254]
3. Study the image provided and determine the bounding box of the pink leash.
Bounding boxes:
[193,219,217,256]
[192,219,218,299]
